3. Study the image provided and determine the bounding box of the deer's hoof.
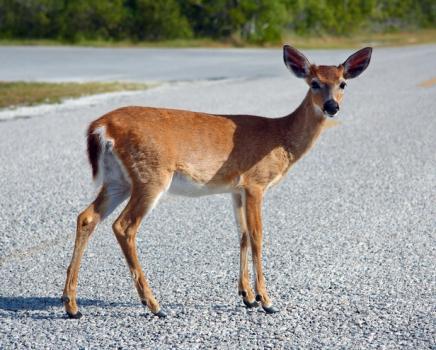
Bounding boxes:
[238,290,248,298]
[243,299,259,308]
[66,310,83,319]
[262,305,279,314]
[152,309,167,318]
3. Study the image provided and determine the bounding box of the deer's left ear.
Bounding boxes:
[342,47,372,79]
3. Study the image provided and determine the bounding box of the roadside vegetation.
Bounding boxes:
[0,0,434,46]
[0,81,148,109]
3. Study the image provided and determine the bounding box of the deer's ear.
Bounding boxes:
[283,45,311,78]
[342,47,372,79]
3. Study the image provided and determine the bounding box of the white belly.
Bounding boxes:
[167,172,234,197]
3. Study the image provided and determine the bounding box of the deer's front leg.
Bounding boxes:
[232,193,259,308]
[245,187,279,314]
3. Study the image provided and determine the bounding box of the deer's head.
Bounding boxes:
[283,45,372,117]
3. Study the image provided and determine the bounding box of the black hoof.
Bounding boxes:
[61,296,70,303]
[66,311,83,319]
[153,309,167,318]
[238,290,248,298]
[262,305,279,314]
[243,299,259,308]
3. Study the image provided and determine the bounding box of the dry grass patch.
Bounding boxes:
[323,119,341,129]
[418,77,436,88]
[0,81,148,109]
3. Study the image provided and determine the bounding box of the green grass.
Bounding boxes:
[1,29,435,49]
[0,81,149,109]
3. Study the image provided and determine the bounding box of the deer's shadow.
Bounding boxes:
[0,296,249,320]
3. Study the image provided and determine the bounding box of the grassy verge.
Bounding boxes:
[0,81,148,110]
[0,29,435,49]
[282,29,436,49]
[0,38,227,48]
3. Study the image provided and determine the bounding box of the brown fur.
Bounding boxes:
[62,46,371,317]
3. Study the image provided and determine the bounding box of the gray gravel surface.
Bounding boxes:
[0,45,435,349]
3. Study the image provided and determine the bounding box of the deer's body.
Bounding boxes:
[90,98,324,198]
[62,46,372,318]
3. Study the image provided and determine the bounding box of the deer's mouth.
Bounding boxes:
[323,110,339,118]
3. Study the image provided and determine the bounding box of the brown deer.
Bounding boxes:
[62,46,372,318]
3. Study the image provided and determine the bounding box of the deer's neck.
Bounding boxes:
[281,91,326,161]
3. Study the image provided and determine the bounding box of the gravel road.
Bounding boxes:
[0,45,435,349]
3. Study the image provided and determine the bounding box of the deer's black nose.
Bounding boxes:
[323,100,339,116]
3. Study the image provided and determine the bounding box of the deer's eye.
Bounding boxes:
[339,82,346,89]
[311,81,321,90]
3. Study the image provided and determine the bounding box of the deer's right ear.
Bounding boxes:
[283,45,311,78]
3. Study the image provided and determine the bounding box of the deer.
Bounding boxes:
[62,45,372,319]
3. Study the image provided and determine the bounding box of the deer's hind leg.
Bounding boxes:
[112,177,170,318]
[62,183,129,318]
[232,193,259,309]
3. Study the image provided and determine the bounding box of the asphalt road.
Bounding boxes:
[0,45,435,349]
